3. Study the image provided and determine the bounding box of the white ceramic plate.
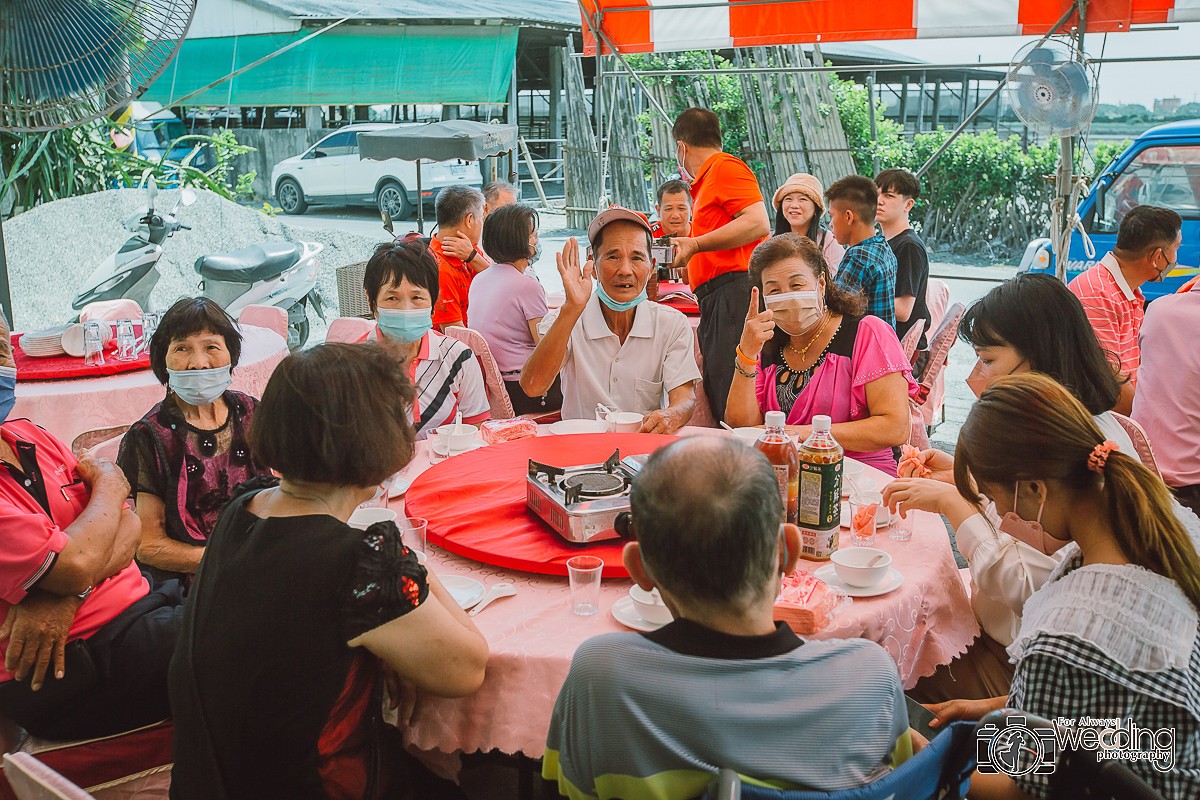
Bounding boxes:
[611,595,666,632]
[387,472,414,498]
[814,564,904,598]
[840,499,890,528]
[441,575,486,609]
[430,436,488,457]
[547,419,609,435]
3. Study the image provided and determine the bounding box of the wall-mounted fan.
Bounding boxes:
[1006,39,1098,137]
[0,0,197,133]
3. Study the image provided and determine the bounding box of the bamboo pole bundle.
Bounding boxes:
[563,39,599,229]
[608,76,650,211]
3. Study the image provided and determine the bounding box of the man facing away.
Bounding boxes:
[875,169,932,378]
[429,185,490,331]
[827,175,897,329]
[1068,204,1181,415]
[543,437,912,800]
[668,108,771,424]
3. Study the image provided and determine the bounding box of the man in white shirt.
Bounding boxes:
[520,207,700,434]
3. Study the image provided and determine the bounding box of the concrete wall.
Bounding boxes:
[231,128,335,203]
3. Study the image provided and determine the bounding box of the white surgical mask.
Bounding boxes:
[167,365,232,407]
[764,291,823,336]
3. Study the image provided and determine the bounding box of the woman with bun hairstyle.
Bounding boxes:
[928,373,1200,800]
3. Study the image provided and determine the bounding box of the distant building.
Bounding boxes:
[1155,97,1183,114]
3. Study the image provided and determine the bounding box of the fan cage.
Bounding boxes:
[0,0,197,132]
[1005,37,1099,138]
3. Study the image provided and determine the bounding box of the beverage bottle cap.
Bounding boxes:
[813,415,832,432]
[764,411,786,429]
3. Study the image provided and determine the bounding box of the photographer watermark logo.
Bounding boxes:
[977,715,1176,776]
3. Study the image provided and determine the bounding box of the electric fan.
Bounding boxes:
[1006,38,1098,137]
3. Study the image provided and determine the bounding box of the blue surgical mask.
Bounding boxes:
[597,282,647,313]
[167,365,232,407]
[0,365,16,423]
[377,307,432,344]
[529,242,543,264]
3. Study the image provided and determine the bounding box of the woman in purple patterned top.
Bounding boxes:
[117,298,269,585]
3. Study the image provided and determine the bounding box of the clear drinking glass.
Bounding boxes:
[115,319,136,361]
[401,517,428,557]
[567,555,604,616]
[141,312,158,346]
[83,322,105,367]
[889,508,915,542]
[849,492,881,547]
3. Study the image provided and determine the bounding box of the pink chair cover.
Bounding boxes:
[3,753,92,800]
[237,305,287,340]
[444,326,516,420]
[324,317,374,344]
[916,302,964,426]
[921,280,951,426]
[79,300,143,324]
[1109,412,1163,477]
[900,319,926,362]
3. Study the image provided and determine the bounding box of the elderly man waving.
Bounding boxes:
[521,207,700,434]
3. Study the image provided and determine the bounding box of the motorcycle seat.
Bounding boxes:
[195,243,302,283]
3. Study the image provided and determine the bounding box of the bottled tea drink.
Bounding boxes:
[755,410,798,525]
[797,415,843,560]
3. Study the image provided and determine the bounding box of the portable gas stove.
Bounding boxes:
[526,449,649,543]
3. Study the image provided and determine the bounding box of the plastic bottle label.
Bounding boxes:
[772,464,789,510]
[800,525,839,560]
[797,461,841,527]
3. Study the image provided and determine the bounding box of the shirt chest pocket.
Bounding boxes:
[56,479,89,522]
[634,377,665,411]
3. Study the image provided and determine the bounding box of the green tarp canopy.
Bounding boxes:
[141,25,518,106]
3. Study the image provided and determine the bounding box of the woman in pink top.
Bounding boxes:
[725,235,917,475]
[773,173,844,275]
[468,203,563,415]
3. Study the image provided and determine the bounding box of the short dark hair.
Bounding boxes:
[149,297,242,385]
[249,343,417,487]
[825,175,878,224]
[482,203,539,266]
[656,179,691,206]
[1116,205,1182,255]
[630,438,782,609]
[874,168,921,200]
[435,184,484,228]
[749,234,866,368]
[593,219,652,257]
[483,180,516,206]
[363,240,440,314]
[672,107,722,149]
[958,272,1122,416]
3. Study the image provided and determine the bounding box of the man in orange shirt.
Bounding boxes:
[430,185,489,331]
[670,108,770,423]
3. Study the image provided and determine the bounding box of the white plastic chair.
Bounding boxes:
[444,326,516,419]
[324,316,374,344]
[2,752,91,800]
[237,304,287,340]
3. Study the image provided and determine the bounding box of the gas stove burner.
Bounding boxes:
[562,471,627,498]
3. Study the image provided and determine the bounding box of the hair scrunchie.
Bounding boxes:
[1088,440,1120,474]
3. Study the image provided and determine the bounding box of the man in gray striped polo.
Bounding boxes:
[543,437,913,799]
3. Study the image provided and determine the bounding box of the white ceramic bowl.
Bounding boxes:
[629,585,673,625]
[447,424,479,452]
[830,547,892,588]
[348,507,397,531]
[732,427,762,442]
[608,411,644,433]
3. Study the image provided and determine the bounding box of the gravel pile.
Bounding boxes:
[4,188,390,342]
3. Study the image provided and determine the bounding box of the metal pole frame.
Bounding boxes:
[915,2,1082,179]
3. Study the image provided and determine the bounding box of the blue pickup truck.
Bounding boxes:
[1021,120,1200,301]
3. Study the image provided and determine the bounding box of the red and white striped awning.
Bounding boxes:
[580,0,1200,55]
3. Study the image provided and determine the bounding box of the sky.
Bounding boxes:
[863,23,1200,106]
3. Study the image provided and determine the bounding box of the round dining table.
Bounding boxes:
[11,324,289,447]
[385,426,978,763]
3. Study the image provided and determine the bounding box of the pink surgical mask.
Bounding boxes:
[997,482,1070,555]
[966,358,1024,399]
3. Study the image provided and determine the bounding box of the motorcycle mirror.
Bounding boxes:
[381,206,393,234]
[146,175,158,210]
[181,188,197,206]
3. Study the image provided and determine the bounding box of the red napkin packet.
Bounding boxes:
[773,572,850,635]
[481,417,539,444]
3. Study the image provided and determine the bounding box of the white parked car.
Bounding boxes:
[270,122,482,217]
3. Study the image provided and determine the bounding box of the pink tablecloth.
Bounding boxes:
[10,325,289,447]
[386,430,977,759]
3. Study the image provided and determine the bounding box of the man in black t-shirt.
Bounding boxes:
[875,169,932,380]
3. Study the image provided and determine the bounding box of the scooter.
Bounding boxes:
[73,177,326,350]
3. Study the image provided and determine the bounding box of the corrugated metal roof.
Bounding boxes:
[239,0,581,27]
